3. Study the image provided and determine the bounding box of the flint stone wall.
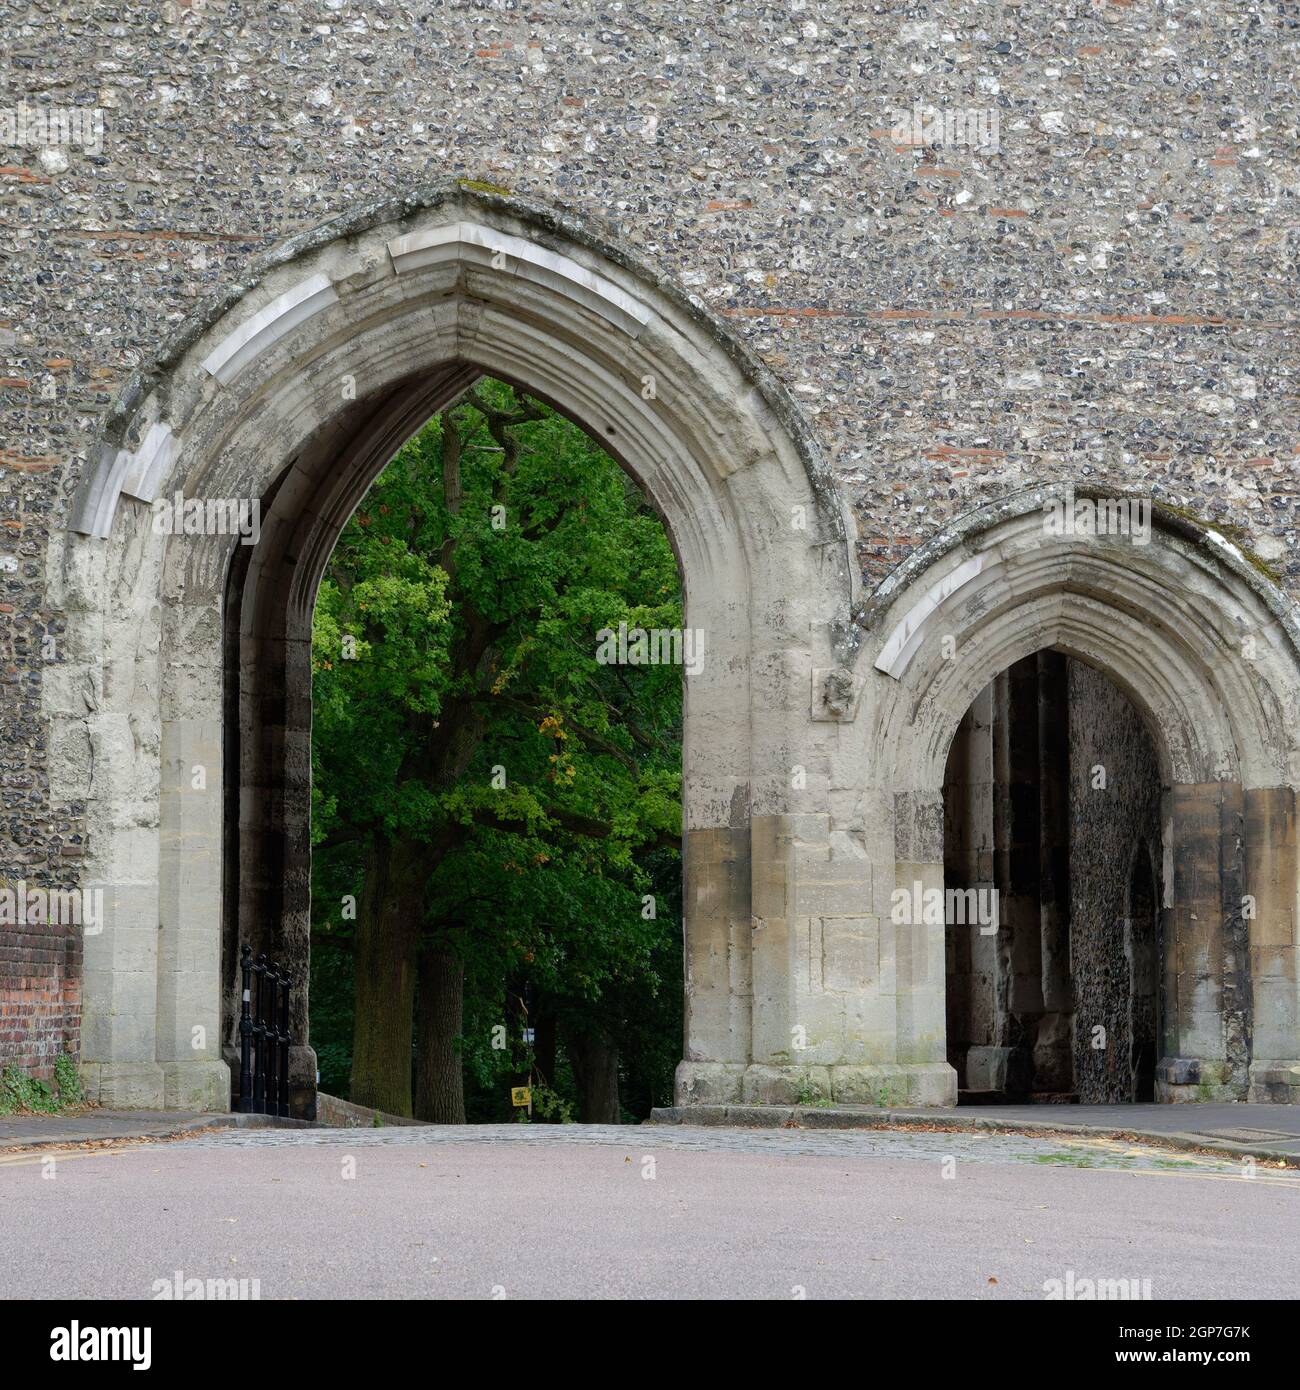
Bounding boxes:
[1,2,1295,1078]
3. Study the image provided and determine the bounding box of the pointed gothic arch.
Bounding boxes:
[857,486,1300,1103]
[51,185,859,1110]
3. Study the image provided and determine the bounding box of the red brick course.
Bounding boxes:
[0,923,82,1079]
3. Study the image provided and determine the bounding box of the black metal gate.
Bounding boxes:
[238,945,293,1116]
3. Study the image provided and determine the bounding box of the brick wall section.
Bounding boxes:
[0,923,81,1080]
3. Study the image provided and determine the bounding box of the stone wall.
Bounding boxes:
[1067,660,1163,1103]
[1,2,1297,1088]
[0,459,81,1073]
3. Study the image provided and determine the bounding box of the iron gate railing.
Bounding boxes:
[238,945,293,1116]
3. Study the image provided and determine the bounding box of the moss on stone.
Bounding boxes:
[1159,502,1284,583]
[456,177,513,197]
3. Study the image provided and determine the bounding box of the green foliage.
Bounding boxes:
[53,1054,84,1107]
[793,1078,821,1107]
[1,1064,60,1115]
[310,380,684,1117]
[528,1083,576,1124]
[307,924,355,1100]
[0,1055,86,1115]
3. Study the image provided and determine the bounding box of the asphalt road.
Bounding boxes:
[3,1125,1296,1300]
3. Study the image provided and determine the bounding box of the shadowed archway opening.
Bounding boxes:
[942,650,1164,1104]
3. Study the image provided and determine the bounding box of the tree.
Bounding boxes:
[311,380,683,1119]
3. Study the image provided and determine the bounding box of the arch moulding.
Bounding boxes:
[48,185,865,1112]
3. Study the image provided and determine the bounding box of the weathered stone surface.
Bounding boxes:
[742,1064,831,1106]
[2,7,1299,1111]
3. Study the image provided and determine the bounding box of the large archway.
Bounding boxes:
[861,487,1300,1104]
[52,185,861,1112]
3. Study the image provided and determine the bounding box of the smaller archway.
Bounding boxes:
[863,486,1300,1105]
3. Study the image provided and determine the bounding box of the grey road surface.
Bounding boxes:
[3,1125,1295,1300]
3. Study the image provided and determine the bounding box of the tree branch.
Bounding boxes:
[470,805,678,854]
[473,693,640,773]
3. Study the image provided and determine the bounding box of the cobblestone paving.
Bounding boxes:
[174,1122,1300,1183]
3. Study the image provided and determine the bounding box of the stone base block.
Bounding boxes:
[80,1061,165,1109]
[1031,1012,1073,1092]
[741,1063,831,1105]
[161,1058,231,1112]
[674,1060,746,1106]
[1248,1060,1300,1104]
[1155,1056,1244,1103]
[289,1043,320,1120]
[966,1046,1016,1092]
[829,1062,957,1107]
[705,1061,959,1108]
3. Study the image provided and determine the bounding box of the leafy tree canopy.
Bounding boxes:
[309,379,684,1117]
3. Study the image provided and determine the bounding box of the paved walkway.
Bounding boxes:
[924,1101,1300,1152]
[6,1101,1300,1163]
[168,1120,1296,1173]
[650,1101,1300,1163]
[0,1109,298,1149]
[3,1124,1297,1301]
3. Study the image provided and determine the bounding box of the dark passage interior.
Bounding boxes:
[942,652,1165,1104]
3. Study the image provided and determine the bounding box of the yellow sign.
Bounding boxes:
[511,1086,532,1107]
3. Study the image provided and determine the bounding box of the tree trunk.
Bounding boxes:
[503,974,530,1112]
[532,1005,559,1122]
[349,835,424,1116]
[568,1026,621,1123]
[415,938,465,1123]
